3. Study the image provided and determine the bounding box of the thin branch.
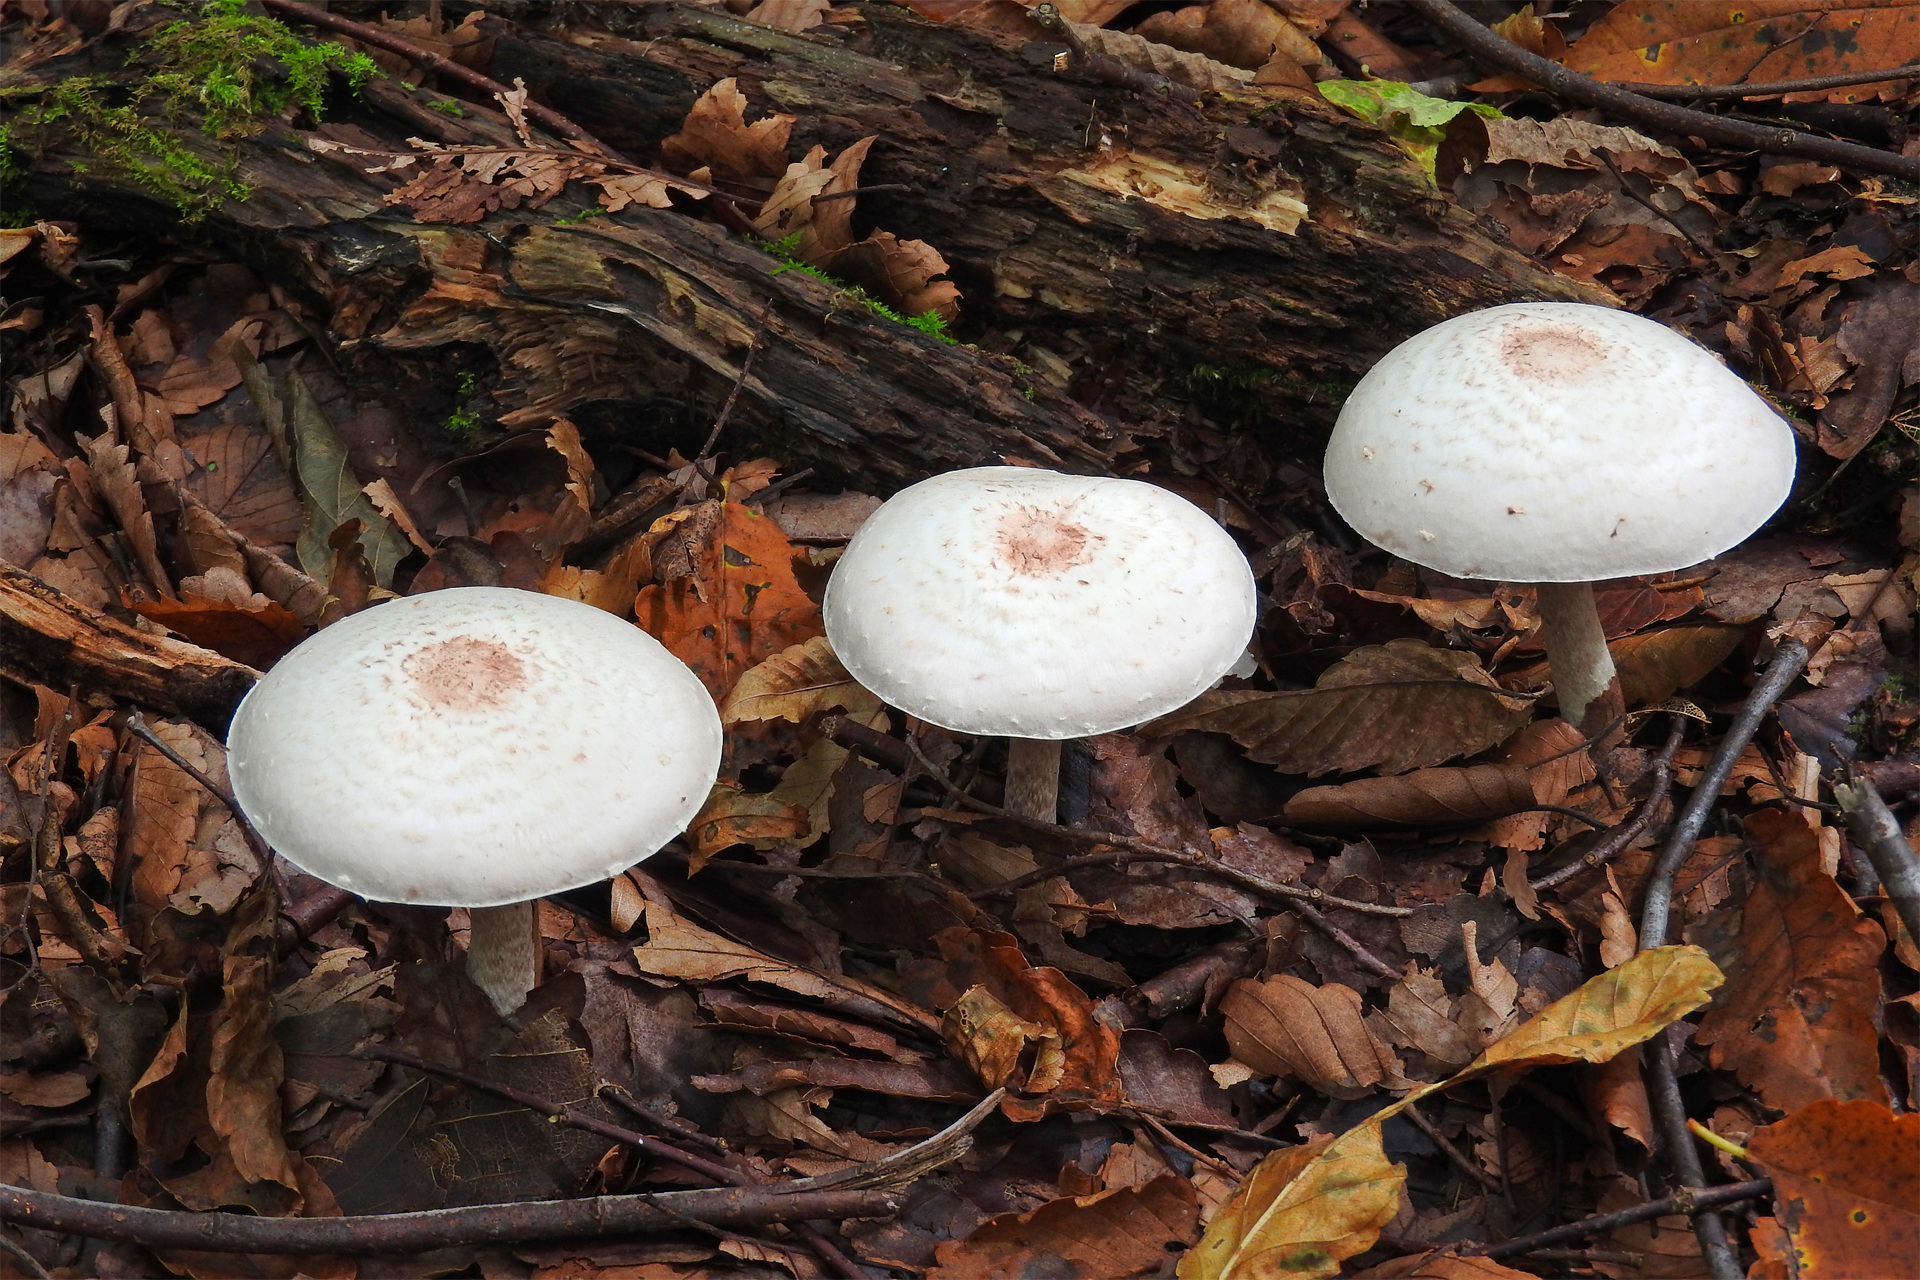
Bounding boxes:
[360,1044,741,1184]
[911,738,1411,917]
[697,301,774,462]
[1531,712,1684,893]
[1643,1041,1743,1280]
[1835,775,1920,948]
[0,1233,52,1280]
[0,1183,903,1256]
[124,711,273,866]
[1405,0,1920,182]
[261,0,623,160]
[1638,639,1808,946]
[1472,1178,1772,1261]
[1609,65,1920,100]
[1403,1100,1503,1194]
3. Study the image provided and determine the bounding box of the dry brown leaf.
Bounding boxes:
[1149,639,1535,776]
[1694,808,1886,1111]
[929,1175,1201,1279]
[1135,0,1325,72]
[660,77,797,189]
[1221,975,1404,1098]
[744,0,829,33]
[1354,1253,1538,1278]
[1283,763,1538,828]
[824,231,962,321]
[1612,624,1748,704]
[720,635,879,725]
[1374,964,1473,1073]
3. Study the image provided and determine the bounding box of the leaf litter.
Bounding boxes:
[1,1,1916,1278]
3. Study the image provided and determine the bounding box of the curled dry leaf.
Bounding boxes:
[1745,1099,1920,1280]
[721,635,878,725]
[659,77,796,189]
[1282,763,1538,828]
[1134,0,1325,72]
[1220,975,1405,1098]
[1149,638,1535,776]
[929,1174,1201,1279]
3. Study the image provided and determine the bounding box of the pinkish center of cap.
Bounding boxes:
[994,504,1098,576]
[1501,323,1606,379]
[403,637,525,711]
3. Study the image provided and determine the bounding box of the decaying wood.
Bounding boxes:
[15,3,1604,492]
[0,566,258,725]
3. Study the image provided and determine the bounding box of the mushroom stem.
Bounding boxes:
[466,900,539,1017]
[1535,581,1618,733]
[1004,737,1063,823]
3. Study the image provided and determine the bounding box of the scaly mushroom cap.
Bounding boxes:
[1323,302,1797,583]
[823,467,1257,739]
[226,587,722,907]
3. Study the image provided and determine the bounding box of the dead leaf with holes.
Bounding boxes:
[1563,1,1920,104]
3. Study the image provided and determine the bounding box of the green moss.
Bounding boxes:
[0,0,378,218]
[552,204,607,226]
[760,231,957,343]
[426,98,467,117]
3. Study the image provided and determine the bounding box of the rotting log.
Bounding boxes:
[11,3,1604,492]
[0,567,259,725]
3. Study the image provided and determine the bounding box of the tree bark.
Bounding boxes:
[13,3,1604,493]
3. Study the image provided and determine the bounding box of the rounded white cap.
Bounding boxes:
[226,587,722,908]
[822,467,1257,738]
[1323,302,1796,583]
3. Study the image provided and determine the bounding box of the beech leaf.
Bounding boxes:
[1282,763,1538,828]
[1148,638,1535,776]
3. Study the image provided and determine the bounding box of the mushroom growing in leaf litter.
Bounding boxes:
[226,586,722,1015]
[823,467,1258,820]
[1322,302,1797,731]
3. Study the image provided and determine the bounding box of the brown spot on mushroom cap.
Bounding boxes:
[993,504,1098,575]
[1501,323,1606,380]
[403,636,524,711]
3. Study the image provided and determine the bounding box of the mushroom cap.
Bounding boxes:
[822,467,1257,738]
[1323,302,1797,583]
[226,587,722,908]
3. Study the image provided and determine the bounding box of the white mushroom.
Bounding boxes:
[1323,302,1797,730]
[823,467,1258,820]
[226,587,722,1015]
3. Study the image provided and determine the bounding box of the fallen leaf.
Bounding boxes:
[1283,763,1539,828]
[129,591,305,670]
[635,501,823,698]
[1149,639,1536,776]
[182,423,302,546]
[1564,2,1920,105]
[1745,1099,1920,1279]
[1694,808,1886,1111]
[720,635,878,725]
[660,77,796,188]
[930,1175,1201,1279]
[1134,0,1324,72]
[1610,624,1748,704]
[1354,1253,1538,1278]
[1220,975,1405,1098]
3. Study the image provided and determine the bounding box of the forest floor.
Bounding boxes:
[1,2,1917,1279]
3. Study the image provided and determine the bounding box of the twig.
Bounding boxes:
[1609,65,1920,100]
[1531,713,1684,893]
[912,739,1411,917]
[0,1233,52,1280]
[0,1183,903,1255]
[1403,1100,1503,1194]
[1405,0,1920,182]
[1834,774,1920,948]
[1289,897,1402,982]
[124,711,273,867]
[1629,643,1804,1280]
[1595,151,1713,256]
[697,301,774,462]
[1638,640,1808,946]
[360,1044,742,1185]
[1473,1178,1771,1260]
[260,0,623,160]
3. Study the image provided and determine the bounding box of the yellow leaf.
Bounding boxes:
[1179,1129,1402,1280]
[1184,947,1723,1279]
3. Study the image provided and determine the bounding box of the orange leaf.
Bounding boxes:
[634,501,822,698]
[129,593,305,671]
[1746,1099,1920,1279]
[930,1175,1201,1279]
[1694,809,1886,1111]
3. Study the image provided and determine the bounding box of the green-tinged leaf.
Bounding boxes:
[1179,1129,1402,1280]
[720,635,879,725]
[1185,947,1722,1279]
[1147,639,1534,776]
[236,346,410,588]
[1316,79,1503,178]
